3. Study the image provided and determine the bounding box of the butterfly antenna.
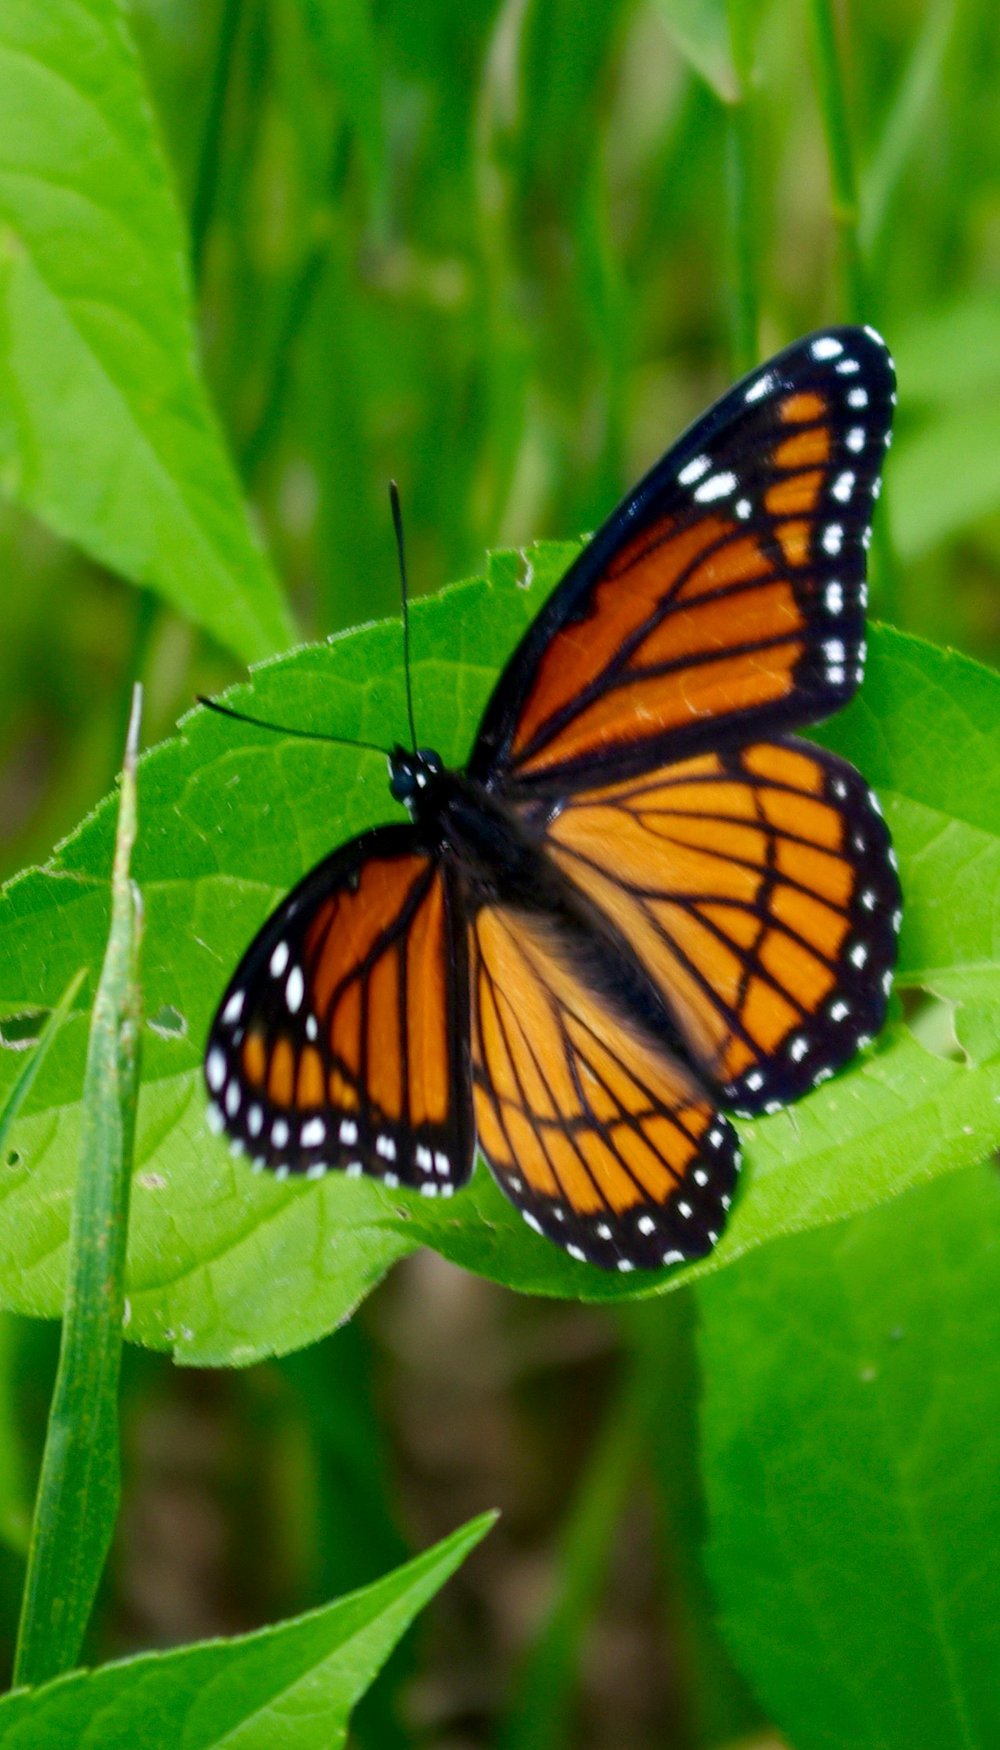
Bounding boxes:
[196,695,389,758]
[389,480,419,753]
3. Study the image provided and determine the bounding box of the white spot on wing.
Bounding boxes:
[678,454,711,486]
[270,941,290,978]
[693,470,738,503]
[207,1048,226,1091]
[745,371,775,403]
[811,335,843,360]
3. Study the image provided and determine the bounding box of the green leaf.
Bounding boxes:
[0,551,997,1362]
[697,1162,1000,1750]
[14,691,143,1687]
[0,0,294,663]
[0,1512,495,1747]
[0,968,85,1167]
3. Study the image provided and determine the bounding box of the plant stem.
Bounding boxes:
[807,0,899,621]
[190,0,244,284]
[807,0,866,321]
[724,0,759,374]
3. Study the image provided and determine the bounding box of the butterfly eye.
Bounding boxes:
[389,765,417,803]
[417,749,443,774]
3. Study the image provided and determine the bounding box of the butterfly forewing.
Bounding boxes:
[470,327,894,791]
[205,826,474,1193]
[539,738,901,1115]
[469,904,739,1269]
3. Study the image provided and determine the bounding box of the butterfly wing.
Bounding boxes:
[205,824,474,1194]
[536,737,901,1116]
[469,902,740,1270]
[469,326,894,791]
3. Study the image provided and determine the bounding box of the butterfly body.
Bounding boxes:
[206,326,901,1274]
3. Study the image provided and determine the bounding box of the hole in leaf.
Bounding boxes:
[6,1151,20,1168]
[148,1004,187,1040]
[0,1011,49,1051]
[899,987,962,1061]
[516,549,535,590]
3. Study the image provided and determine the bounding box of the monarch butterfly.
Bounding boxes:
[204,325,900,1274]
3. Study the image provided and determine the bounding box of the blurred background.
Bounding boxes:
[0,0,997,1743]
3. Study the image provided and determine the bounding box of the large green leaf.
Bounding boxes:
[697,1162,1000,1750]
[0,1512,495,1747]
[0,546,997,1363]
[0,0,294,662]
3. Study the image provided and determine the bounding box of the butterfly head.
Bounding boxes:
[388,745,445,815]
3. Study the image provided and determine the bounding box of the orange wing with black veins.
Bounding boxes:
[540,738,901,1116]
[470,327,895,792]
[205,825,474,1195]
[469,903,739,1270]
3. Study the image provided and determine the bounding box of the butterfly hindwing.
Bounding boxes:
[470,326,894,791]
[538,737,901,1116]
[469,902,739,1269]
[205,825,474,1193]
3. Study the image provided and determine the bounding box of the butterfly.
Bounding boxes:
[204,325,901,1274]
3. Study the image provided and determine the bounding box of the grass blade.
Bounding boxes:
[807,0,867,320]
[498,1358,656,1750]
[860,0,955,255]
[723,0,759,375]
[13,686,144,1687]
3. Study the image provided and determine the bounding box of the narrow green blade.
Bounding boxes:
[14,688,144,1686]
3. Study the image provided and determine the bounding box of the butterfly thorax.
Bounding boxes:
[389,745,554,906]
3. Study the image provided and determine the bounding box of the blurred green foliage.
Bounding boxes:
[0,0,998,1745]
